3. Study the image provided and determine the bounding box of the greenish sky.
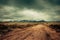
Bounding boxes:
[0,0,60,21]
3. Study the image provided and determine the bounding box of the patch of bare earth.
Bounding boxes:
[1,24,60,40]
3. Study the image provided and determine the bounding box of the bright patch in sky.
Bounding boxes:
[21,9,50,21]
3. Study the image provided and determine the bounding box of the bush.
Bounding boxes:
[0,25,8,30]
[49,24,60,32]
[0,24,12,35]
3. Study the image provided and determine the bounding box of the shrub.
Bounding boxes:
[49,24,60,32]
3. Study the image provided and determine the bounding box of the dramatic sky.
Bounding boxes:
[0,0,60,21]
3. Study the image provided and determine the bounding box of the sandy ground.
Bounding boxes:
[1,24,60,40]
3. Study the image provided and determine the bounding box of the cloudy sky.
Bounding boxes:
[0,0,60,21]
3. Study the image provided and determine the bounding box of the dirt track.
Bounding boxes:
[1,24,60,40]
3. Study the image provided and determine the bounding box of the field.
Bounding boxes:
[0,22,60,40]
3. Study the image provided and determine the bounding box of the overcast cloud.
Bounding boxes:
[0,0,60,21]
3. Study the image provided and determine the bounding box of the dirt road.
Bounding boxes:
[1,24,60,40]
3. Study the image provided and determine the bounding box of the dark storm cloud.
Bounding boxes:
[0,0,44,10]
[0,0,8,5]
[14,0,44,10]
[14,0,60,8]
[47,0,60,5]
[15,0,35,5]
[0,0,60,10]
